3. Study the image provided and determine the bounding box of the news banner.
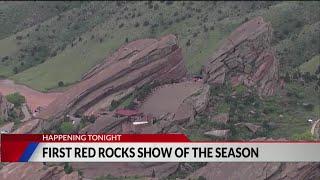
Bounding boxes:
[1,134,319,162]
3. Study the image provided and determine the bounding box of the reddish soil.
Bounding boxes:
[0,79,62,111]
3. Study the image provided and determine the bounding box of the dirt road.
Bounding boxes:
[0,79,62,112]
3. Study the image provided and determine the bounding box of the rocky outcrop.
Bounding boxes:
[188,138,320,179]
[173,84,210,124]
[236,122,262,134]
[0,93,13,120]
[188,162,320,180]
[0,122,14,133]
[72,162,179,179]
[59,171,80,180]
[211,113,229,124]
[311,119,320,139]
[204,129,230,138]
[0,163,65,180]
[204,17,279,96]
[36,34,187,129]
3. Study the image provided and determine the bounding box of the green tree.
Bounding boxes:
[6,92,25,107]
[59,122,74,134]
[292,131,315,141]
[64,162,73,174]
[58,81,64,87]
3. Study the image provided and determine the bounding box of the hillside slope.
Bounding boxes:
[0,1,319,92]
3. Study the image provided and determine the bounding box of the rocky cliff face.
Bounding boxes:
[36,34,187,125]
[204,17,279,96]
[0,93,13,120]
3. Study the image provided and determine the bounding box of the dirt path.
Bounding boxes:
[21,103,31,122]
[0,79,62,112]
[311,119,320,139]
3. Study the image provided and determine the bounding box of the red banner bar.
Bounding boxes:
[1,134,190,143]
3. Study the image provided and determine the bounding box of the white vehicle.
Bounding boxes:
[0,130,9,134]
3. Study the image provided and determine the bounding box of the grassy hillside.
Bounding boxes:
[299,55,320,75]
[0,1,82,39]
[0,1,319,91]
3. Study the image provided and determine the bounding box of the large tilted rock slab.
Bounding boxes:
[36,34,187,127]
[204,17,279,96]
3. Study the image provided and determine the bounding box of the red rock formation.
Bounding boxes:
[204,17,279,96]
[188,162,320,180]
[0,163,65,180]
[0,93,13,120]
[36,34,187,125]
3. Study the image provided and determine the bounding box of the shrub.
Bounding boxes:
[203,25,208,32]
[109,100,120,111]
[234,84,246,95]
[186,39,191,46]
[292,131,314,141]
[16,35,23,40]
[303,103,314,111]
[165,1,174,5]
[2,56,9,61]
[13,67,18,74]
[58,81,64,87]
[6,92,25,107]
[143,21,149,26]
[134,22,140,27]
[193,32,198,37]
[59,122,74,134]
[153,4,159,10]
[64,162,73,174]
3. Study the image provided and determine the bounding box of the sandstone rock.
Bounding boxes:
[71,162,179,179]
[236,122,262,133]
[311,119,320,139]
[173,100,195,124]
[0,122,14,133]
[60,171,80,180]
[204,17,279,96]
[0,93,13,121]
[204,129,230,138]
[184,84,210,114]
[211,113,229,124]
[0,163,64,180]
[188,162,320,180]
[36,34,187,131]
[173,84,210,124]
